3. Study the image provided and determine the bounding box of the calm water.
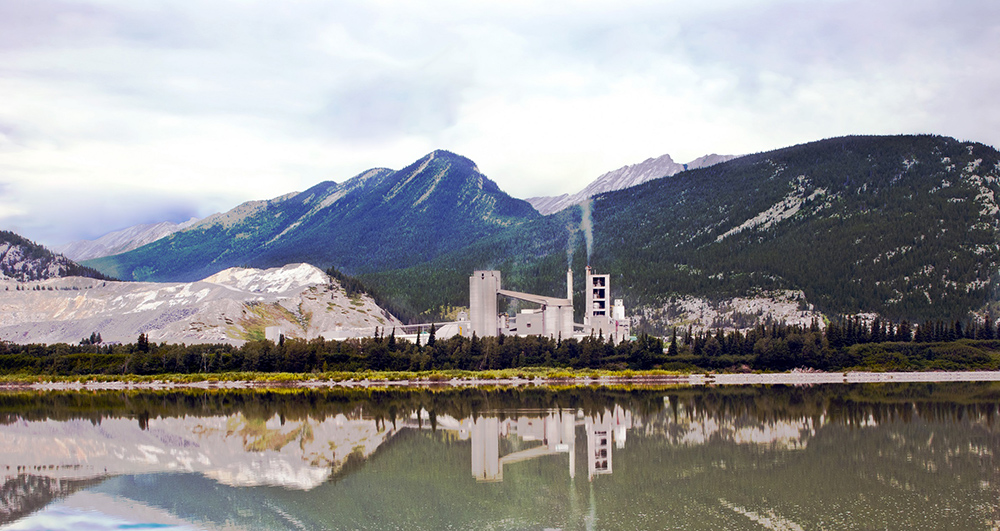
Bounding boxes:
[0,384,998,530]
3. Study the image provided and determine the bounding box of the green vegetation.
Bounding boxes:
[364,135,1000,324]
[73,135,1000,329]
[4,313,1000,378]
[86,151,539,283]
[2,382,998,429]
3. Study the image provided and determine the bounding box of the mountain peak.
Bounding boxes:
[87,151,538,281]
[526,152,736,215]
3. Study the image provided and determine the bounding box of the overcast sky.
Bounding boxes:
[2,0,999,247]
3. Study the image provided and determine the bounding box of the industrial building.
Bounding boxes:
[469,266,631,343]
[290,267,630,344]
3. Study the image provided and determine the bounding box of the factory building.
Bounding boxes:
[469,267,630,342]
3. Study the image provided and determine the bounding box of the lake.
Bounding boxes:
[1,383,998,530]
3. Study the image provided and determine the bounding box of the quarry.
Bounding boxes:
[0,263,399,345]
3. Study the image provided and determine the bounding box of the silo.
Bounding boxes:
[470,270,501,337]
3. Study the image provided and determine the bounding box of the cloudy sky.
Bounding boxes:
[2,0,999,246]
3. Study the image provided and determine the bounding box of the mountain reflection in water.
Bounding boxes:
[0,384,998,530]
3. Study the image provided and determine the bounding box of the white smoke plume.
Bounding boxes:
[566,226,577,267]
[580,200,594,264]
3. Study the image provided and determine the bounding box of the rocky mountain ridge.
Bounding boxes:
[0,231,111,282]
[86,150,538,282]
[360,135,1000,324]
[526,152,736,215]
[65,151,731,262]
[53,218,200,262]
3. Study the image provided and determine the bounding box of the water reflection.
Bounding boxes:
[0,384,998,530]
[421,407,632,482]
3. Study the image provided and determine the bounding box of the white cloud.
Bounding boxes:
[1,0,999,245]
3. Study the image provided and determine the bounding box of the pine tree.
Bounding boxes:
[668,328,679,356]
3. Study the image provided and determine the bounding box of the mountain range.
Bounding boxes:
[31,134,1000,329]
[354,135,1000,324]
[85,150,538,282]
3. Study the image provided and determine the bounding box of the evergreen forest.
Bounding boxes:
[4,313,1000,377]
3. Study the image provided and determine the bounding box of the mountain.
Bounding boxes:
[361,135,1000,323]
[80,136,1000,326]
[526,153,736,215]
[0,231,113,282]
[86,150,539,282]
[0,263,400,345]
[53,217,200,261]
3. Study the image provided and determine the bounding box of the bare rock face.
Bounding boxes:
[0,263,401,345]
[0,242,77,281]
[0,231,110,283]
[526,153,736,215]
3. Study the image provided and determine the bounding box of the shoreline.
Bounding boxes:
[4,370,1000,391]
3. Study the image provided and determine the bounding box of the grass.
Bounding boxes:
[0,368,689,386]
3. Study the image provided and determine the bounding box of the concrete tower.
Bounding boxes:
[470,271,501,337]
[585,266,611,335]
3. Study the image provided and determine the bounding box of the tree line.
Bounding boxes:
[2,312,1000,376]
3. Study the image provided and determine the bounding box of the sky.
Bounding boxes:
[1,0,999,247]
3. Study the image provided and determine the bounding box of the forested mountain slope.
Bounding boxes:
[86,150,538,282]
[596,135,1000,321]
[364,135,1000,323]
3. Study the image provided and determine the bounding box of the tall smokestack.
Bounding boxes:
[567,268,573,302]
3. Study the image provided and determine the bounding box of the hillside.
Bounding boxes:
[363,135,1000,323]
[526,152,736,215]
[0,231,113,282]
[53,217,200,261]
[86,150,538,282]
[0,263,400,345]
[596,135,1000,322]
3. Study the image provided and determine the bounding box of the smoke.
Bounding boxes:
[580,199,594,264]
[566,227,577,267]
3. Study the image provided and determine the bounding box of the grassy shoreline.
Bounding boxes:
[3,367,1000,390]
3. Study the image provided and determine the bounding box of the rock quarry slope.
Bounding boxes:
[0,263,400,345]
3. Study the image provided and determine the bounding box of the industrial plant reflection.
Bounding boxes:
[412,407,633,482]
